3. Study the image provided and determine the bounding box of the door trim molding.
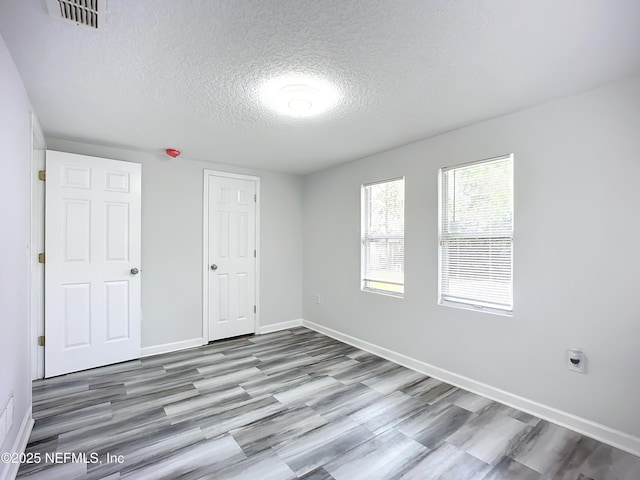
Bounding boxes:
[202,169,261,343]
[29,112,46,380]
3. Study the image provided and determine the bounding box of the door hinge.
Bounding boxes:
[254,194,257,202]
[254,305,256,314]
[38,335,45,347]
[38,253,45,264]
[254,249,256,258]
[38,170,46,181]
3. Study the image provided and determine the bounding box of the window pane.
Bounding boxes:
[362,178,405,296]
[443,157,513,235]
[441,236,512,309]
[367,181,405,235]
[440,156,513,312]
[363,238,404,284]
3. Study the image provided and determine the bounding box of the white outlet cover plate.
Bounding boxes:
[568,349,586,373]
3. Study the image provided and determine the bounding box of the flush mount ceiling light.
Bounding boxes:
[260,76,340,118]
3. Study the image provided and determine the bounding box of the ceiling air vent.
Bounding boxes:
[46,0,104,29]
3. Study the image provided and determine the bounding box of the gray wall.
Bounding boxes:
[0,35,32,473]
[46,139,304,348]
[5,20,640,457]
[303,76,640,439]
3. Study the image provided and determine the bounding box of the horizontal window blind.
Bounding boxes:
[362,178,404,296]
[440,155,513,311]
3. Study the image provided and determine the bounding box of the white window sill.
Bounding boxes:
[362,287,404,299]
[438,299,512,317]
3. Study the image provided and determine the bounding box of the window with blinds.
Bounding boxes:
[439,155,513,313]
[361,177,405,297]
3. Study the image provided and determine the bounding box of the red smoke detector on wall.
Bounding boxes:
[165,148,181,158]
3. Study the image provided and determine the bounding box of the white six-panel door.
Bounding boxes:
[207,174,257,341]
[45,151,141,377]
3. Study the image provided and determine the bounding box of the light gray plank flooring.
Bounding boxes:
[18,327,640,479]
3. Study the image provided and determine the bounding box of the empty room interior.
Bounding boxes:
[1,1,640,479]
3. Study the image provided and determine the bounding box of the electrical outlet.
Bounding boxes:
[316,294,321,304]
[568,348,586,374]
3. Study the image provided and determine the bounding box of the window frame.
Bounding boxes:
[361,176,405,298]
[438,154,514,315]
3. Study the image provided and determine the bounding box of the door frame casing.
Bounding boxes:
[202,169,261,342]
[29,113,46,380]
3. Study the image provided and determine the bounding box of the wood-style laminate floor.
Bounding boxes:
[18,327,640,479]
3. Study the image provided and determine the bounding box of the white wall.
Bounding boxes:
[46,139,304,348]
[303,76,640,441]
[0,35,33,474]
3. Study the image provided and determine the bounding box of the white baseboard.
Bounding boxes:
[1,407,34,480]
[302,319,640,458]
[257,319,303,335]
[141,321,307,357]
[140,338,204,357]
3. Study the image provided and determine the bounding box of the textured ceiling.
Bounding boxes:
[1,0,639,174]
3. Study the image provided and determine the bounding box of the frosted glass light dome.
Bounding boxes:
[260,76,339,117]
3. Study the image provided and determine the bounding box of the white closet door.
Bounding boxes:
[208,175,257,340]
[45,151,141,377]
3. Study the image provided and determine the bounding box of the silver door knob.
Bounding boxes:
[130,268,139,275]
[210,264,218,271]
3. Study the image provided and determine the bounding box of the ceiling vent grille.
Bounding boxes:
[47,0,102,29]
